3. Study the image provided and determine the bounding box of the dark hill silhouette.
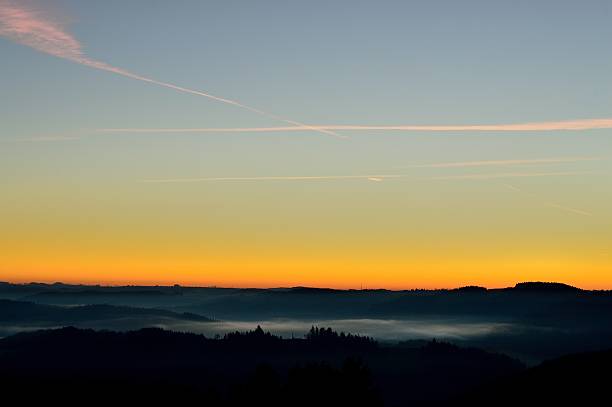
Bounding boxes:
[511,281,581,292]
[0,326,522,406]
[286,286,341,293]
[452,285,488,293]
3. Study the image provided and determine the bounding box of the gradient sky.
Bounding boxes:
[1,0,611,289]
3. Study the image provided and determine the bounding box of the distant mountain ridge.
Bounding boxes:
[0,280,593,292]
[0,299,214,325]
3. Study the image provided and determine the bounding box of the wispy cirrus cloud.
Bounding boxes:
[0,1,339,138]
[100,118,612,134]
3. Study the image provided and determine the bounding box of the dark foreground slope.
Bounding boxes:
[457,348,612,406]
[0,326,522,407]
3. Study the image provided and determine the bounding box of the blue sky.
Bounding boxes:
[3,0,612,132]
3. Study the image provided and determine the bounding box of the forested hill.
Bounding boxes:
[0,326,522,406]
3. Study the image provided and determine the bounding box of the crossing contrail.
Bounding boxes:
[0,1,341,138]
[503,184,592,217]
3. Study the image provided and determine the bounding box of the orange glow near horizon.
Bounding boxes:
[1,173,611,290]
[2,252,611,290]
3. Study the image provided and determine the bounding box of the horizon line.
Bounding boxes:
[1,279,605,292]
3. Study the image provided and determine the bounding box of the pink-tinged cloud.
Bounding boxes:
[0,1,340,138]
[99,118,612,134]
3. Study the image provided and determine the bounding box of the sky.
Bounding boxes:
[1,0,611,289]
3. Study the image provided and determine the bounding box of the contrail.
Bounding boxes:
[142,174,408,183]
[431,171,595,180]
[503,184,592,217]
[0,1,341,138]
[543,202,593,217]
[407,157,601,168]
[1,135,82,143]
[100,118,612,134]
[502,183,522,192]
[141,170,594,183]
